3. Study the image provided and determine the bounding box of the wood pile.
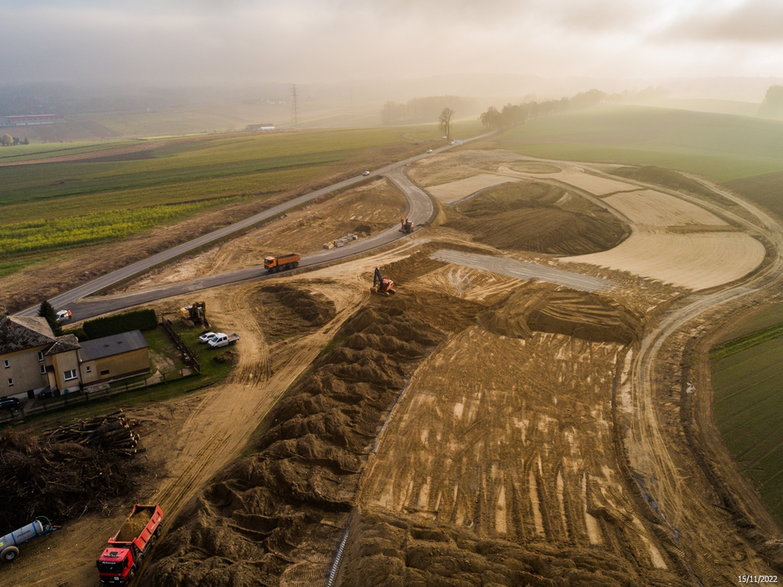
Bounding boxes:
[42,410,141,456]
[0,410,146,531]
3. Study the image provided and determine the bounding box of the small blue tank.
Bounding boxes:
[0,517,59,562]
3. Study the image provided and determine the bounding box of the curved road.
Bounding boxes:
[17,133,489,321]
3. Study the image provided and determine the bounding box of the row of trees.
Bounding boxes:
[479,89,607,131]
[1,134,29,146]
[381,95,477,125]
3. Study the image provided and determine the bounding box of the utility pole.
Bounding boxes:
[291,84,298,128]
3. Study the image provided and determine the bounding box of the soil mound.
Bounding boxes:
[336,511,687,586]
[144,300,444,585]
[253,282,336,339]
[480,284,641,344]
[0,412,145,530]
[446,181,628,255]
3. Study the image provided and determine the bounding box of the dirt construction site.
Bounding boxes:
[3,148,783,586]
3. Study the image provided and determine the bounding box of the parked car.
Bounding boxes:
[198,331,218,343]
[362,170,371,176]
[0,397,21,411]
[55,309,73,322]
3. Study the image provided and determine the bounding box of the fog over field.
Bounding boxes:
[1,0,781,100]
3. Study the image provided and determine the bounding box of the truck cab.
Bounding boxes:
[96,547,137,583]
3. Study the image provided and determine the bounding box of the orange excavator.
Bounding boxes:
[373,267,396,295]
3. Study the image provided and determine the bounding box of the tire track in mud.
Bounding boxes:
[619,175,783,582]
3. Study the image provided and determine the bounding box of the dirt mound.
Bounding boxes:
[446,181,628,255]
[336,511,687,586]
[480,283,641,344]
[143,300,444,585]
[252,282,336,339]
[0,413,145,530]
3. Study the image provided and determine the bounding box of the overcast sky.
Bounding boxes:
[1,0,781,86]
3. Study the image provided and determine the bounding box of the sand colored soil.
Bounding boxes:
[524,168,640,196]
[338,510,686,586]
[143,299,445,585]
[333,263,680,585]
[120,178,406,293]
[561,231,766,290]
[603,189,728,227]
[426,174,521,204]
[251,282,336,339]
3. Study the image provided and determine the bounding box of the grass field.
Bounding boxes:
[0,125,444,264]
[711,332,783,524]
[492,104,783,183]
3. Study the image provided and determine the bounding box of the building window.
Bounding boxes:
[85,366,92,373]
[100,369,110,376]
[37,351,44,362]
[7,378,13,387]
[40,365,46,375]
[3,360,8,368]
[64,369,77,381]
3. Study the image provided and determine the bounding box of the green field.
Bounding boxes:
[711,327,783,524]
[0,125,443,263]
[492,104,783,183]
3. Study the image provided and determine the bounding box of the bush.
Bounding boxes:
[83,309,157,339]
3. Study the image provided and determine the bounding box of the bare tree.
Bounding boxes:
[439,107,454,140]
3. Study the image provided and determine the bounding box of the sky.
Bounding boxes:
[1,0,782,87]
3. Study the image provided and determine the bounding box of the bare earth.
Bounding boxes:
[4,148,782,586]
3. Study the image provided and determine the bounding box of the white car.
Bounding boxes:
[362,170,371,176]
[198,331,218,343]
[426,149,433,153]
[56,310,73,322]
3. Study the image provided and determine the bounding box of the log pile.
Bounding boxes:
[42,410,141,456]
[0,411,146,531]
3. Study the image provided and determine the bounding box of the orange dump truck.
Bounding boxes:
[96,504,163,584]
[264,253,301,273]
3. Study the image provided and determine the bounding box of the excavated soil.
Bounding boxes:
[479,282,642,344]
[251,282,336,340]
[445,180,629,255]
[142,299,445,585]
[337,510,687,586]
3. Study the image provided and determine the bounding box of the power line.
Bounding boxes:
[291,84,298,127]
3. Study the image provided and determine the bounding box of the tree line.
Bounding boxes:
[479,89,606,131]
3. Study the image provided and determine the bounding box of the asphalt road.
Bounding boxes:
[16,133,492,320]
[18,135,489,321]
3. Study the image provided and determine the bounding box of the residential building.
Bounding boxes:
[0,314,150,401]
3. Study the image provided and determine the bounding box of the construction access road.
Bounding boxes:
[14,138,472,321]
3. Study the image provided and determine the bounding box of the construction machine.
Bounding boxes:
[179,301,207,326]
[372,267,396,295]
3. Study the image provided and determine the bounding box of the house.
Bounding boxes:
[79,330,149,385]
[0,315,80,398]
[0,314,150,400]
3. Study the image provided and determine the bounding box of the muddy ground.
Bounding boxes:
[3,149,782,586]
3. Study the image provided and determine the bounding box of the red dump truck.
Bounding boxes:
[96,504,163,584]
[264,253,301,273]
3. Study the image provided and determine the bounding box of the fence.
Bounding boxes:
[160,319,200,375]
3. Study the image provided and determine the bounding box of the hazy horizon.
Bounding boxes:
[2,0,782,91]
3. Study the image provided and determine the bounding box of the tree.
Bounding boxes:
[439,107,454,140]
[38,300,62,336]
[0,134,13,147]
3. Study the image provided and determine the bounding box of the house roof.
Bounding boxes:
[46,334,81,356]
[79,330,148,362]
[0,315,56,354]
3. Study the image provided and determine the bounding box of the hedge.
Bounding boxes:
[83,309,157,339]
